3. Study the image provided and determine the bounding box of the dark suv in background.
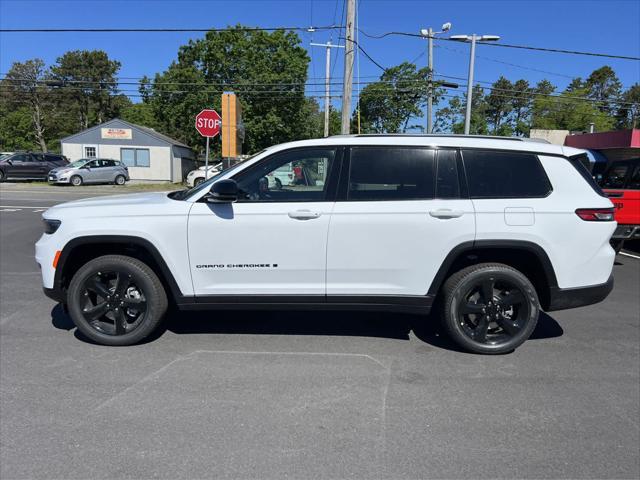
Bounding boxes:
[0,152,68,182]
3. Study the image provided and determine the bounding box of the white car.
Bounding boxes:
[36,135,616,353]
[185,162,223,187]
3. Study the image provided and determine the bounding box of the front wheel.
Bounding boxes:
[193,177,205,187]
[67,255,168,346]
[440,263,539,354]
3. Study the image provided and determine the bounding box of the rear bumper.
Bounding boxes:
[612,224,640,239]
[546,274,614,312]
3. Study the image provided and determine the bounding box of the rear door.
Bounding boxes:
[326,146,475,298]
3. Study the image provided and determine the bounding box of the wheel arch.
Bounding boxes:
[428,240,558,310]
[54,235,185,305]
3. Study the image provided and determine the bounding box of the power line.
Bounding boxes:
[357,29,640,61]
[0,25,342,33]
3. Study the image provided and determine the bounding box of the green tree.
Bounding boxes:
[532,87,614,131]
[434,84,488,134]
[585,66,622,114]
[358,62,437,133]
[1,59,51,151]
[510,79,533,136]
[50,50,121,129]
[485,76,513,134]
[615,84,640,129]
[144,25,310,154]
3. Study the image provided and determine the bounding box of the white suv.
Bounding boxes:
[36,135,616,353]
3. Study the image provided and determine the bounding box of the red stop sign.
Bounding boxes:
[195,109,221,137]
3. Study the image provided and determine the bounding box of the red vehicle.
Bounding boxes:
[599,158,640,251]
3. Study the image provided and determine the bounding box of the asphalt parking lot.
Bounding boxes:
[1,183,639,479]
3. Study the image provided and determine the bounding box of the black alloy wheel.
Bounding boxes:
[441,263,539,354]
[67,255,167,346]
[79,271,147,336]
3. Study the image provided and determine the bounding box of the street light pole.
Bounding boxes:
[427,27,434,133]
[450,33,500,135]
[463,34,477,135]
[420,22,451,134]
[311,41,344,137]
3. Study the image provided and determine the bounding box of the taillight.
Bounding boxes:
[575,208,615,221]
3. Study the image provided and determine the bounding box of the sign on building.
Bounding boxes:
[101,128,133,140]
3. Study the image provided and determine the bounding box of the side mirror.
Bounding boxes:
[207,179,238,203]
[6,160,12,165]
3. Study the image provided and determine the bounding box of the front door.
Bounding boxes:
[326,146,476,297]
[188,147,340,297]
[7,153,40,178]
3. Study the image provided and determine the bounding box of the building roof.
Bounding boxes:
[60,118,191,149]
[564,129,640,150]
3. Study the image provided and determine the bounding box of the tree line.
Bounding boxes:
[1,25,638,155]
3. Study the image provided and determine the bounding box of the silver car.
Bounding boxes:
[48,158,129,186]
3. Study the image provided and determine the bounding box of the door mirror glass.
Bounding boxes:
[207,179,238,203]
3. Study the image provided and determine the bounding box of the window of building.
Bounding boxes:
[348,147,435,201]
[234,148,336,202]
[461,150,552,198]
[85,147,96,158]
[121,148,150,167]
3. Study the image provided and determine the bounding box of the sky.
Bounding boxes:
[1,0,639,117]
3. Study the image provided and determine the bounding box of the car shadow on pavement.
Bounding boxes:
[51,304,564,352]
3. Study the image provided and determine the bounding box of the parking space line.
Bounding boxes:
[620,251,640,260]
[0,205,50,209]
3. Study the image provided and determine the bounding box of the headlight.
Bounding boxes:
[43,219,61,234]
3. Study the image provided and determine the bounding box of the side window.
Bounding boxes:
[348,147,435,201]
[462,149,551,198]
[88,160,101,168]
[627,162,640,190]
[435,150,460,199]
[32,153,46,162]
[104,160,117,167]
[44,154,61,162]
[601,162,630,189]
[11,154,29,162]
[234,148,336,202]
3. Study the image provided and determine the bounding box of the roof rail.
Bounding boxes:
[329,133,550,144]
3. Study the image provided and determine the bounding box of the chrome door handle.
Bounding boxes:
[288,210,322,220]
[429,209,464,219]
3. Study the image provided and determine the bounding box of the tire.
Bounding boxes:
[274,178,282,190]
[67,255,168,346]
[114,174,126,185]
[0,169,5,182]
[440,263,539,354]
[70,175,83,187]
[194,177,204,187]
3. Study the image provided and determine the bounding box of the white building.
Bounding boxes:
[60,118,195,183]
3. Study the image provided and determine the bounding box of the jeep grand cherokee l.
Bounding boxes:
[36,135,616,354]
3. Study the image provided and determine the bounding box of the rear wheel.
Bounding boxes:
[67,255,168,346]
[114,174,126,185]
[441,263,539,354]
[70,175,83,187]
[194,177,205,187]
[0,169,5,182]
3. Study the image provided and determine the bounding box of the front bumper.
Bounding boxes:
[546,274,614,311]
[48,174,71,184]
[611,224,640,240]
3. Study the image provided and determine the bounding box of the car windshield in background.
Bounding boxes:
[172,150,267,201]
[66,159,89,168]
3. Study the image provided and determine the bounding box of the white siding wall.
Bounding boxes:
[61,143,83,161]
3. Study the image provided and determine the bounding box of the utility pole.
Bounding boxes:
[341,0,356,134]
[420,22,451,133]
[427,27,434,134]
[451,33,500,135]
[311,41,344,137]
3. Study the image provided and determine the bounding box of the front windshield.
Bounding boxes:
[66,159,89,168]
[173,150,267,201]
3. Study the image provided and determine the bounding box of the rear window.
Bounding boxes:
[600,161,634,189]
[461,150,552,198]
[348,147,435,201]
